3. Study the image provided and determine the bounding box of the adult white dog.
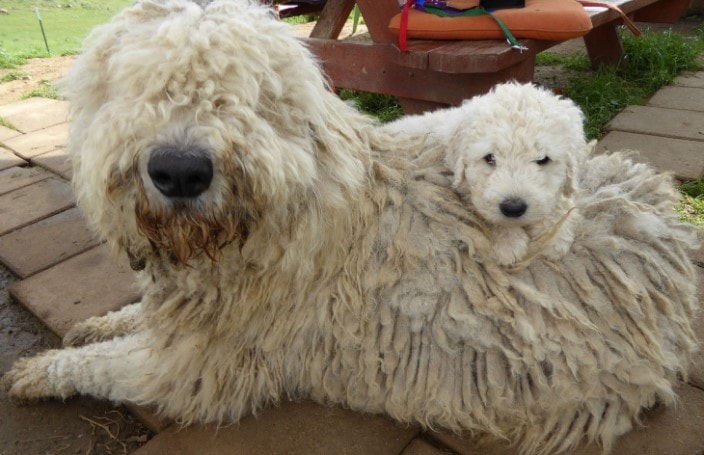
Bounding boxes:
[4,1,699,454]
[386,83,588,266]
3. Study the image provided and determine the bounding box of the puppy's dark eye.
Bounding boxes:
[483,154,496,166]
[536,156,551,166]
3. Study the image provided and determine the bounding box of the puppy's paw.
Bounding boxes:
[542,215,577,261]
[492,229,529,266]
[3,354,74,402]
[543,237,574,261]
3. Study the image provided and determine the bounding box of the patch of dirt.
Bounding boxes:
[0,264,153,454]
[0,55,75,105]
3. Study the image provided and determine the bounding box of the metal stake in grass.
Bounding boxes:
[34,4,51,56]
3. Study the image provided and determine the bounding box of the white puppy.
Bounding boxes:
[386,83,591,266]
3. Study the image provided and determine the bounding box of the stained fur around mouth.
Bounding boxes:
[130,165,256,267]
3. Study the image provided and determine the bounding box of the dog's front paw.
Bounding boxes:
[63,318,110,347]
[3,354,74,402]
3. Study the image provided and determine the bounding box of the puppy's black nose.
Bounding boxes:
[147,147,213,199]
[500,198,528,218]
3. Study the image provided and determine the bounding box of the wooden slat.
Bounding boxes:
[307,38,430,71]
[633,0,690,23]
[428,40,531,74]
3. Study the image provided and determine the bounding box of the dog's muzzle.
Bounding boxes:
[500,198,528,218]
[147,146,213,199]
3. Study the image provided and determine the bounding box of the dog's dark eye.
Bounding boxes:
[483,154,496,166]
[536,156,551,166]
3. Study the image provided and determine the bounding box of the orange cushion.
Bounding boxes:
[389,0,593,41]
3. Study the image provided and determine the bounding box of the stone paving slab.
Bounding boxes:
[8,244,140,338]
[674,72,704,89]
[0,207,100,278]
[0,98,69,134]
[0,177,74,236]
[0,147,25,171]
[0,124,21,142]
[596,131,704,180]
[402,438,445,454]
[430,384,704,455]
[607,105,704,142]
[429,429,513,455]
[647,86,704,112]
[570,384,704,455]
[135,400,420,455]
[31,148,72,180]
[2,122,69,160]
[0,166,52,197]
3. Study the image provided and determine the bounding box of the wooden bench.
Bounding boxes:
[298,0,691,113]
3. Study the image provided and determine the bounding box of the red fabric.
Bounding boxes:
[399,0,414,51]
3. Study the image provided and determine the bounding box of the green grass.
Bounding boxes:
[676,194,704,225]
[0,70,28,83]
[282,15,318,25]
[677,180,704,225]
[620,30,703,91]
[339,89,404,123]
[0,116,18,131]
[680,180,704,198]
[22,79,59,99]
[535,52,590,71]
[0,0,132,67]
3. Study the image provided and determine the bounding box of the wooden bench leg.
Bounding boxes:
[310,0,355,39]
[584,24,624,68]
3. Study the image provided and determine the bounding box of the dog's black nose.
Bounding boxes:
[500,198,528,218]
[147,147,213,199]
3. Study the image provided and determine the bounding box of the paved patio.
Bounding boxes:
[1,71,704,453]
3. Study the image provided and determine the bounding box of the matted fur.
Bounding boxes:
[3,1,699,454]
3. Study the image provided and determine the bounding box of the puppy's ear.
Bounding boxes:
[561,140,593,197]
[443,133,467,188]
[441,102,477,188]
[561,162,577,197]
